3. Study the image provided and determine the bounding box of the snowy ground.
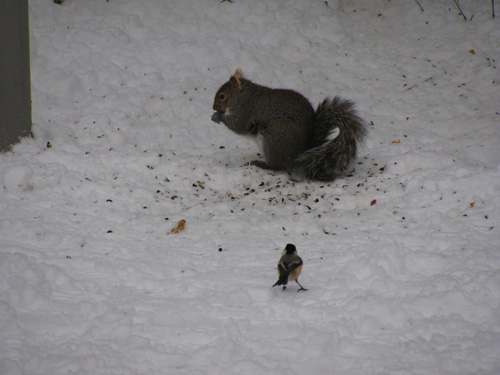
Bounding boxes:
[1,0,500,374]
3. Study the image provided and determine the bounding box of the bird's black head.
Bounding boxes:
[285,243,297,254]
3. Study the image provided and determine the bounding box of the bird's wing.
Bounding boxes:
[280,258,303,273]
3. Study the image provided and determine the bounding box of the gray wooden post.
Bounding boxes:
[0,0,32,151]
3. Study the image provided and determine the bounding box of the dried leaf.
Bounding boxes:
[171,219,186,234]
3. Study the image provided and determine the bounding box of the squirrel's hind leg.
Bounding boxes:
[250,160,277,170]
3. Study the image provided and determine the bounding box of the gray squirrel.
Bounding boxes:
[211,69,367,181]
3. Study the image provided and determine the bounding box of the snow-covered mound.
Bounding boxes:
[1,1,499,374]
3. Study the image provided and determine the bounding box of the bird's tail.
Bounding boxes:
[273,272,289,287]
[298,96,367,181]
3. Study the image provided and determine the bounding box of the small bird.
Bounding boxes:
[273,244,307,291]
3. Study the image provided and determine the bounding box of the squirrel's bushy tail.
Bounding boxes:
[299,96,367,181]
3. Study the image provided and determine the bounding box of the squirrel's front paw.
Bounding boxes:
[211,112,224,124]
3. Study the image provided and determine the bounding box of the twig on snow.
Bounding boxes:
[414,0,424,12]
[452,0,467,20]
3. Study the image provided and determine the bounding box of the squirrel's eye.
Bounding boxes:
[219,93,226,101]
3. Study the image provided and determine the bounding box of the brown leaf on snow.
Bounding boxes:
[171,219,186,234]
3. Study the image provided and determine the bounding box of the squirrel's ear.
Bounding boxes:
[232,68,244,80]
[229,69,243,93]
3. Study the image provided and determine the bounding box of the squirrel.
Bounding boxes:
[211,69,367,181]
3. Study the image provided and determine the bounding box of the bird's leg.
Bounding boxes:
[282,285,287,291]
[296,280,307,291]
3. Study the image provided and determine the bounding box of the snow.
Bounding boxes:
[1,0,500,374]
[2,166,34,192]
